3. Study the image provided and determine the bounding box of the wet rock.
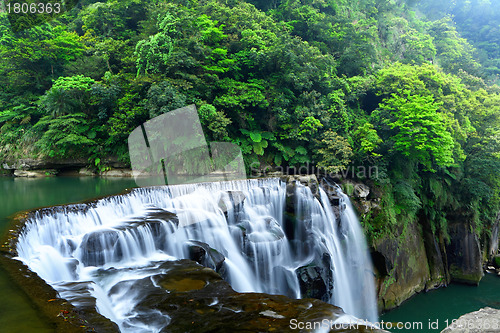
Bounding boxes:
[144,207,179,227]
[79,230,122,266]
[187,240,225,272]
[446,223,483,285]
[441,307,500,333]
[374,221,430,310]
[0,253,119,332]
[489,219,499,260]
[297,265,328,302]
[493,255,500,269]
[132,260,389,333]
[354,184,370,199]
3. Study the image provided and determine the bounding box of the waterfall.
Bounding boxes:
[14,178,378,331]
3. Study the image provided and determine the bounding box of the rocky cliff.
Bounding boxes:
[339,179,494,313]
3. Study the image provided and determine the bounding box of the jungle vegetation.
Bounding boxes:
[1,0,500,241]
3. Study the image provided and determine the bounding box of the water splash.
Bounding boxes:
[15,178,378,330]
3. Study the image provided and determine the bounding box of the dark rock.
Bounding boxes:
[371,251,389,277]
[79,230,122,266]
[186,240,225,272]
[14,169,57,177]
[446,223,483,285]
[297,264,329,302]
[493,255,500,269]
[421,217,449,290]
[374,221,430,310]
[2,158,88,170]
[131,260,389,333]
[0,254,119,332]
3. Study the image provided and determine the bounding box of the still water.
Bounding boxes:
[1,176,500,332]
[381,273,500,332]
[0,176,136,332]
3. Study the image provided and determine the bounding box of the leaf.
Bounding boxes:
[261,132,276,140]
[274,153,283,166]
[249,132,262,143]
[295,146,307,155]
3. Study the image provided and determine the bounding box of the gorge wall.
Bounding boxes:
[343,180,492,312]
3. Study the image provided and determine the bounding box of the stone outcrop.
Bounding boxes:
[1,157,132,177]
[373,221,431,310]
[131,259,390,333]
[3,158,87,171]
[13,169,57,177]
[441,307,500,333]
[101,169,133,177]
[342,179,490,312]
[446,222,484,285]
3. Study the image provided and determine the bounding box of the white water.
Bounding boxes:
[15,178,378,331]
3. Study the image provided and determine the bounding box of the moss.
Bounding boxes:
[494,256,500,268]
[342,182,354,196]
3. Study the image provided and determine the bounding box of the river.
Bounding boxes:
[381,273,500,332]
[1,176,499,332]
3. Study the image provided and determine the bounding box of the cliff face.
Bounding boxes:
[345,180,493,312]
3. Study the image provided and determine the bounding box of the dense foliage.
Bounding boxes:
[1,0,500,242]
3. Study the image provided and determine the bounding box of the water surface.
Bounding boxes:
[381,273,500,332]
[0,176,136,332]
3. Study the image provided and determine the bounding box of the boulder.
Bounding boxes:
[217,190,245,216]
[101,169,133,177]
[79,168,96,176]
[14,169,57,177]
[354,184,370,198]
[489,220,499,260]
[186,240,225,272]
[441,307,500,333]
[297,264,329,302]
[132,260,390,333]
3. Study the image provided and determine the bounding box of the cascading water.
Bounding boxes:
[14,178,378,331]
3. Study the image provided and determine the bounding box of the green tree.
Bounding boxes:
[375,91,455,171]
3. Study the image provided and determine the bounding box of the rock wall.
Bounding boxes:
[343,179,494,313]
[1,158,131,177]
[373,221,431,310]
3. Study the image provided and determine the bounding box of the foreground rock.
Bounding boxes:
[441,307,500,333]
[131,259,388,332]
